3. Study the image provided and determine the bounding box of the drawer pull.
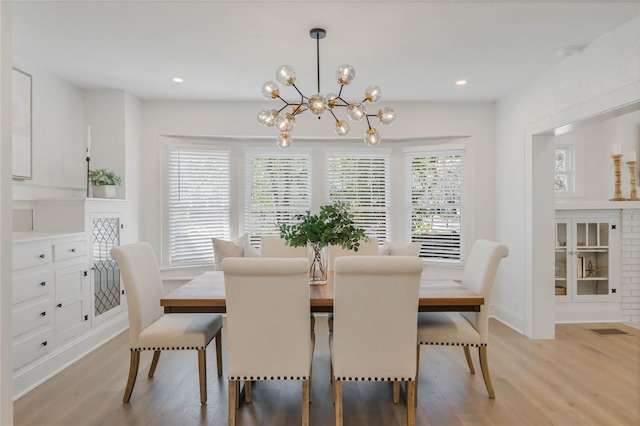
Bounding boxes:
[40,281,46,286]
[69,248,76,253]
[41,341,48,347]
[40,311,46,317]
[39,254,45,259]
[57,303,62,308]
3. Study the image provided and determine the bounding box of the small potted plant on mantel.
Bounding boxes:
[278,201,368,284]
[89,168,122,199]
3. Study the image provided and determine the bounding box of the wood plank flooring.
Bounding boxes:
[14,317,640,426]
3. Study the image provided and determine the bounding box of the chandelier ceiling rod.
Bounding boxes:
[257,27,396,148]
[311,28,325,95]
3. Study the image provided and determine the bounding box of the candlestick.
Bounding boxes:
[610,154,627,201]
[627,160,639,201]
[86,125,92,157]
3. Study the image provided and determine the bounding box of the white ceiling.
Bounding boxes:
[11,0,640,103]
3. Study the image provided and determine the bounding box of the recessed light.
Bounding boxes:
[456,80,467,86]
[172,77,184,83]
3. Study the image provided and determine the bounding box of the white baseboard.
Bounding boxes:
[555,304,623,323]
[490,302,525,334]
[13,313,129,400]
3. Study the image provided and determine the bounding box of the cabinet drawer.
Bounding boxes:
[13,300,52,337]
[13,328,53,370]
[13,244,52,270]
[53,239,87,261]
[13,271,53,304]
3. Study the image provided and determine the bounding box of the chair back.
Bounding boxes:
[328,237,379,271]
[460,239,509,340]
[110,242,164,348]
[332,256,423,381]
[259,236,307,258]
[222,257,312,380]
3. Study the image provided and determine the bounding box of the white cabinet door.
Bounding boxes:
[55,263,90,344]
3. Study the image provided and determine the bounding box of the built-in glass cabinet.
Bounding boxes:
[555,213,618,303]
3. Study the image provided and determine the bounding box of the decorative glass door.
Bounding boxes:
[91,215,122,323]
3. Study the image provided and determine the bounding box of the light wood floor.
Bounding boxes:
[14,317,640,426]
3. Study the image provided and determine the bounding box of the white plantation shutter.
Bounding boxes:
[325,149,391,242]
[168,147,230,266]
[244,149,312,247]
[406,149,464,261]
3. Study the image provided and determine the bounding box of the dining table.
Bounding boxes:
[161,270,484,314]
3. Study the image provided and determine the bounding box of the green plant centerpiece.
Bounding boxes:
[278,201,368,284]
[89,168,122,198]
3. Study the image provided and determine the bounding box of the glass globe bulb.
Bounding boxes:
[335,120,350,136]
[364,128,381,146]
[377,107,396,125]
[308,93,327,116]
[275,112,296,132]
[364,85,382,103]
[336,64,356,85]
[276,132,292,149]
[276,65,296,86]
[347,102,366,121]
[326,92,339,109]
[261,81,280,100]
[257,109,278,127]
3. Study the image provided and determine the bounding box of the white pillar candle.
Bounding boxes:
[629,150,637,162]
[86,125,92,156]
[613,144,621,155]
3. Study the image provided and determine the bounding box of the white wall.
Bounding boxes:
[11,61,85,200]
[0,3,13,423]
[495,16,640,337]
[141,101,496,269]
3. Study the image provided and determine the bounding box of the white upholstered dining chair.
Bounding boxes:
[416,239,508,399]
[222,257,314,426]
[111,242,223,404]
[260,235,307,258]
[330,256,423,426]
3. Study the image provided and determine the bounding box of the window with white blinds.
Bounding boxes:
[168,147,230,266]
[325,149,391,242]
[244,150,312,247]
[406,149,464,261]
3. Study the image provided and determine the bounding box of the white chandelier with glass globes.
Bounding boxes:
[258,28,396,148]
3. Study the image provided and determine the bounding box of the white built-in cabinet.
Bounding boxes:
[11,199,129,398]
[555,209,621,322]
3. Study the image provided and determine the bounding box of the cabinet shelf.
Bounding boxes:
[576,277,608,281]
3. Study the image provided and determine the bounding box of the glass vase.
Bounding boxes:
[307,242,328,285]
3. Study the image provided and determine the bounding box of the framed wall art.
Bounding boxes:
[12,68,32,180]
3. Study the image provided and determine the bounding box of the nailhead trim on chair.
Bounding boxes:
[417,341,487,347]
[333,377,414,382]
[132,346,207,351]
[228,375,309,381]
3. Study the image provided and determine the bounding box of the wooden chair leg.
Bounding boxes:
[415,344,421,407]
[123,351,140,403]
[215,329,223,376]
[228,380,237,426]
[198,349,207,404]
[302,378,310,426]
[463,346,475,374]
[406,381,416,426]
[393,382,400,404]
[478,346,495,399]
[148,350,161,377]
[245,381,252,404]
[334,379,343,426]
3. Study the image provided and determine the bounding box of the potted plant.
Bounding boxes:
[89,168,122,198]
[278,201,368,284]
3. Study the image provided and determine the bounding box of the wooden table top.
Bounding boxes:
[161,270,484,313]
